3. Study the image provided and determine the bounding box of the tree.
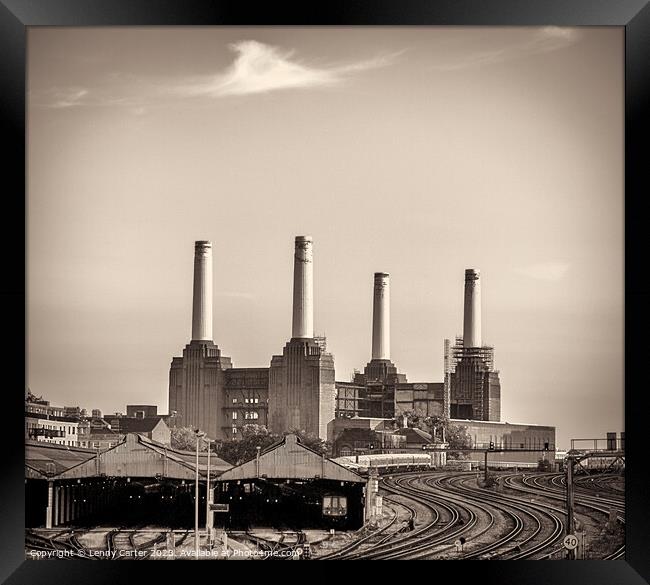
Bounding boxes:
[396,412,472,459]
[397,410,429,432]
[446,423,472,459]
[427,414,450,443]
[286,429,330,456]
[396,411,449,442]
[217,425,278,465]
[170,427,209,452]
[26,388,44,404]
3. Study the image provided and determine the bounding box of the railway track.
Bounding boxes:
[318,470,623,560]
[317,496,417,559]
[503,472,625,559]
[341,473,489,560]
[105,528,166,559]
[372,472,566,560]
[428,474,565,560]
[245,530,309,560]
[28,527,187,560]
[26,530,92,559]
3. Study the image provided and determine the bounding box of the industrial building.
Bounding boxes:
[163,240,554,462]
[25,431,371,532]
[268,236,336,440]
[25,432,231,529]
[334,273,444,422]
[168,237,334,441]
[334,268,499,423]
[214,434,367,530]
[453,419,556,465]
[327,416,445,458]
[333,271,447,422]
[444,269,501,421]
[331,268,553,464]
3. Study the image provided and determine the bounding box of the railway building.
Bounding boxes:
[25,432,370,532]
[214,434,367,530]
[25,432,231,529]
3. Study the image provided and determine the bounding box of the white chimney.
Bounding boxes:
[463,268,481,348]
[371,272,390,360]
[191,241,213,341]
[291,236,314,338]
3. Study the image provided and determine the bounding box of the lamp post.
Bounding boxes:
[194,429,206,559]
[205,438,215,548]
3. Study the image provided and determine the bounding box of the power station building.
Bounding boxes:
[333,267,500,423]
[168,237,334,441]
[330,268,554,462]
[445,269,501,421]
[268,236,336,441]
[167,237,553,457]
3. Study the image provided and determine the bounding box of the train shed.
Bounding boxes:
[215,434,368,531]
[26,433,231,529]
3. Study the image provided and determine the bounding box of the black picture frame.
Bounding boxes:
[2,0,648,582]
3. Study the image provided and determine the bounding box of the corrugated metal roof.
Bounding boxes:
[25,434,232,480]
[25,441,97,478]
[218,434,365,483]
[395,427,433,443]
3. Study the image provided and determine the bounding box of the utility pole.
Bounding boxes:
[195,430,206,560]
[484,451,488,483]
[566,455,576,560]
[205,438,214,549]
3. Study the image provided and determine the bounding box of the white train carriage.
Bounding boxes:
[334,453,435,475]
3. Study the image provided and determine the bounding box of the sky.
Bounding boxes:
[27,27,624,449]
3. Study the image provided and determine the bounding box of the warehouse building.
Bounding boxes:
[215,434,366,530]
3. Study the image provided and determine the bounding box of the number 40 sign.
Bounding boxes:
[563,534,578,550]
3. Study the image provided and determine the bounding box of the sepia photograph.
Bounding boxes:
[24,24,626,562]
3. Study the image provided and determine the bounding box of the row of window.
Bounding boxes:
[231,397,260,404]
[231,412,260,420]
[45,439,75,446]
[474,436,553,449]
[78,441,118,449]
[35,423,77,434]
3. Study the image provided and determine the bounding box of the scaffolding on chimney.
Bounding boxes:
[445,335,496,373]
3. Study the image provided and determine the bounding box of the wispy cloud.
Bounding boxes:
[433,27,580,71]
[31,40,402,110]
[32,85,144,110]
[517,261,570,281]
[177,40,402,98]
[45,87,90,108]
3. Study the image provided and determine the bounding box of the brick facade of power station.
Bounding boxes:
[168,238,335,441]
[167,242,548,448]
[268,338,336,440]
